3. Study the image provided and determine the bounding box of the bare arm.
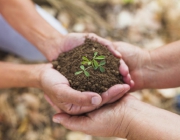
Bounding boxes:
[53,95,180,140]
[146,40,180,88]
[0,62,46,88]
[0,0,63,61]
[115,40,180,90]
[126,97,180,140]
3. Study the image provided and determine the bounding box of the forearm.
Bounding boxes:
[0,0,63,61]
[143,40,180,88]
[122,99,180,140]
[0,62,46,88]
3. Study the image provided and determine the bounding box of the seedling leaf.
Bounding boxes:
[94,52,98,57]
[93,60,99,69]
[95,56,105,60]
[88,62,92,65]
[82,56,89,61]
[76,51,106,76]
[80,65,85,70]
[99,60,106,65]
[75,71,83,75]
[81,61,88,65]
[100,66,105,72]
[84,71,90,77]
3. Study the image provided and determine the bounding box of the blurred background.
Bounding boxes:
[0,0,180,139]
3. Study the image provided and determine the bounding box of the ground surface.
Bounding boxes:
[0,0,180,140]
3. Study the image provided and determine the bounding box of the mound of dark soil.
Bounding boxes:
[52,38,123,94]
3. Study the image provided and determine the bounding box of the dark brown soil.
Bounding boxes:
[52,38,123,94]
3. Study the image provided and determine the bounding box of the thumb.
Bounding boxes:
[54,84,102,106]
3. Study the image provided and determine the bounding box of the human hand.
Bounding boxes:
[52,95,138,138]
[113,42,150,91]
[40,33,133,115]
[52,94,180,140]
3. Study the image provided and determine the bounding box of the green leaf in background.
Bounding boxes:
[95,55,105,60]
[75,71,83,75]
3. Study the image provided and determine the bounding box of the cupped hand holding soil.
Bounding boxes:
[53,38,129,94]
[41,33,132,115]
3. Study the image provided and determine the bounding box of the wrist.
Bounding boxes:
[0,62,52,88]
[30,63,52,88]
[141,50,160,89]
[36,33,64,61]
[113,95,141,138]
[134,48,159,90]
[116,95,152,139]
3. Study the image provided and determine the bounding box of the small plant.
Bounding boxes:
[75,65,90,77]
[75,52,106,77]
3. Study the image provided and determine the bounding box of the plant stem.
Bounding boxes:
[85,66,92,70]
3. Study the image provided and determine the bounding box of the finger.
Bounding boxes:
[107,85,130,103]
[123,74,135,88]
[60,103,97,115]
[62,33,121,58]
[44,94,62,113]
[54,84,102,106]
[119,59,134,87]
[123,74,131,84]
[100,84,130,105]
[124,77,135,88]
[119,59,129,77]
[53,113,89,132]
[130,80,135,88]
[86,33,122,58]
[41,69,102,107]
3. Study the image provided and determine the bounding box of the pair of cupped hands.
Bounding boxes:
[39,33,145,137]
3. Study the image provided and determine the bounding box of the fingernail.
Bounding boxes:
[53,117,61,123]
[91,97,101,105]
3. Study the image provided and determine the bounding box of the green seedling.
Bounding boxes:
[98,59,106,72]
[81,52,105,69]
[75,52,106,77]
[75,65,90,77]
